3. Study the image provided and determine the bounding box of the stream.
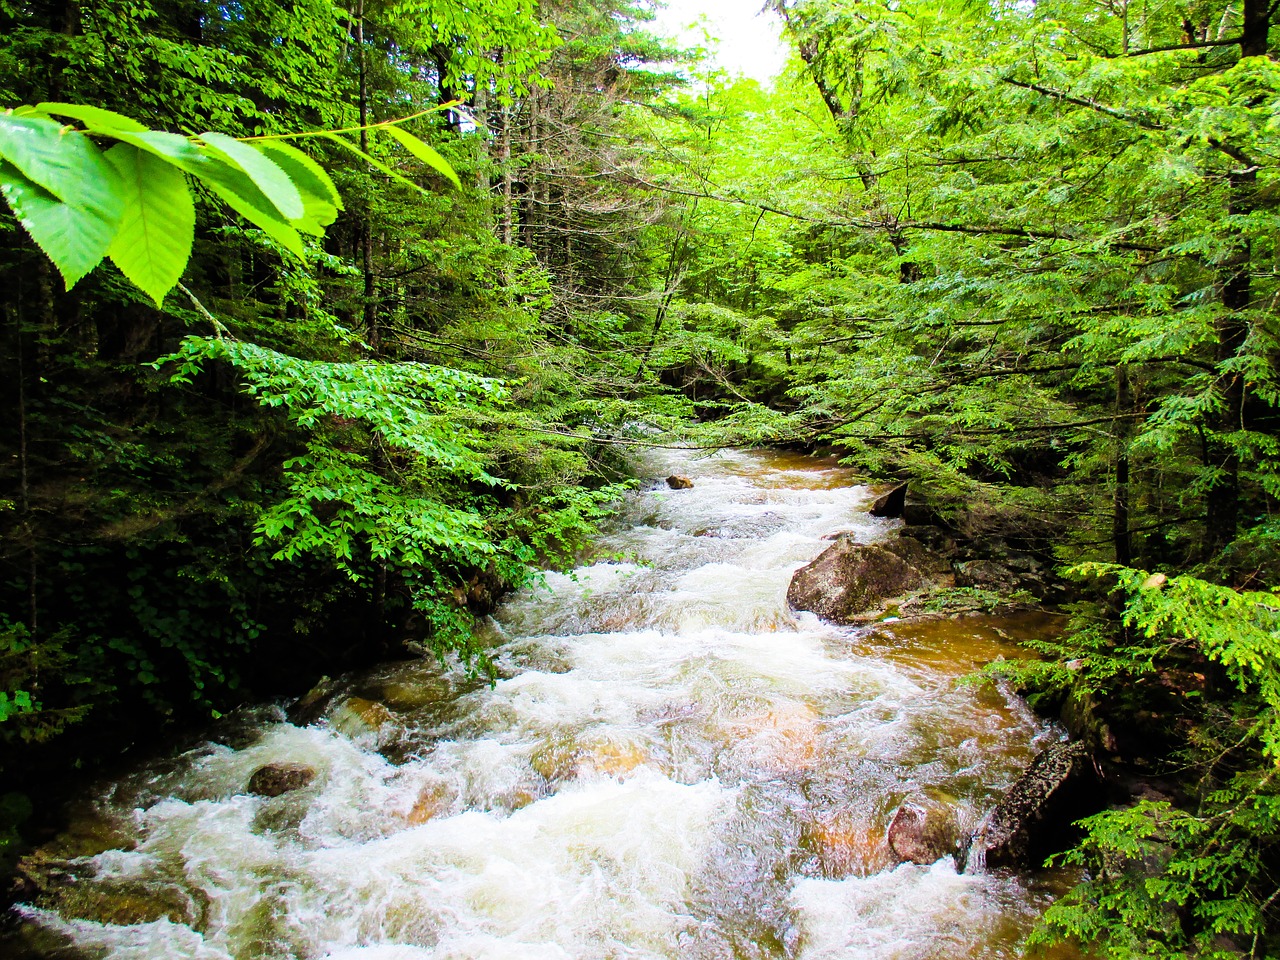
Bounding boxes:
[10,448,1080,959]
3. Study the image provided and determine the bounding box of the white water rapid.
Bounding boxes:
[13,448,1079,960]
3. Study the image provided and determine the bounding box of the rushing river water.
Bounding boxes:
[11,448,1079,960]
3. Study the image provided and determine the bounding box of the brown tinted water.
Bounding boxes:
[8,448,1083,960]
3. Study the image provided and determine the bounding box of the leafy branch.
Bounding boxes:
[0,102,459,306]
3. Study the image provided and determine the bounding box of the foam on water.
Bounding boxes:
[13,447,1072,960]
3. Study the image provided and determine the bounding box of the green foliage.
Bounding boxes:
[0,103,477,305]
[0,616,85,746]
[988,565,1280,957]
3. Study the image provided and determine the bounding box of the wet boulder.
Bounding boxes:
[806,814,893,878]
[407,781,455,824]
[329,696,399,742]
[248,762,316,797]
[787,534,949,624]
[289,675,338,725]
[887,799,962,865]
[666,475,694,490]
[869,482,908,518]
[896,525,958,557]
[955,558,1051,602]
[973,740,1101,869]
[46,880,194,926]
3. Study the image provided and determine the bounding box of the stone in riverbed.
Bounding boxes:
[869,482,908,518]
[329,695,399,742]
[902,499,944,527]
[666,475,694,489]
[248,762,317,797]
[786,533,949,624]
[805,813,893,878]
[887,798,962,865]
[972,740,1101,870]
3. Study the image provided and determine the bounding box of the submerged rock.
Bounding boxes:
[666,475,694,490]
[49,881,193,926]
[248,762,316,797]
[972,740,1101,869]
[786,534,949,624]
[329,696,399,742]
[805,814,892,878]
[887,799,962,865]
[407,782,454,824]
[869,482,908,518]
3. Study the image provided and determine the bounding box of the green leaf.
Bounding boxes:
[176,153,307,259]
[199,131,305,220]
[0,114,123,287]
[319,133,429,195]
[0,113,122,205]
[282,195,337,238]
[107,130,209,170]
[34,102,149,134]
[93,133,308,255]
[252,140,340,236]
[253,139,342,207]
[381,124,461,189]
[0,160,119,287]
[104,143,195,307]
[205,177,307,259]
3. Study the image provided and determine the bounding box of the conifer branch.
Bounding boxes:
[1105,37,1245,57]
[1002,78,1165,130]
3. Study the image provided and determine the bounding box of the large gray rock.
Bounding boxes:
[786,534,949,624]
[972,740,1101,869]
[902,499,944,527]
[888,799,962,865]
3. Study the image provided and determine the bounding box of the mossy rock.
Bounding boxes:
[48,880,194,926]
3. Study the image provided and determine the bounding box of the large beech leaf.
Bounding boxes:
[35,102,149,134]
[107,130,209,169]
[205,178,307,259]
[320,133,428,195]
[381,125,461,189]
[288,194,338,238]
[252,140,340,236]
[0,113,122,206]
[253,139,342,207]
[105,143,195,306]
[0,114,123,286]
[199,132,304,221]
[0,160,119,287]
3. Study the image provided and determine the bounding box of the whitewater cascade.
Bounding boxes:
[14,448,1074,960]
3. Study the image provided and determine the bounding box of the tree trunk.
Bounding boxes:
[1113,364,1132,566]
[499,89,513,246]
[356,5,378,355]
[1240,0,1271,57]
[1202,2,1266,557]
[433,42,464,132]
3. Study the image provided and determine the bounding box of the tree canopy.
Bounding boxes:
[1,0,1279,953]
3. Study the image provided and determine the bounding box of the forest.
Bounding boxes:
[0,0,1278,954]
